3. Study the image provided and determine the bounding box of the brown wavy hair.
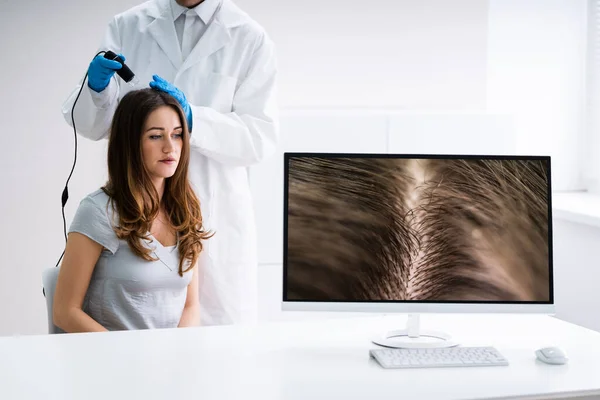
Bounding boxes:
[102,88,213,276]
[286,156,550,302]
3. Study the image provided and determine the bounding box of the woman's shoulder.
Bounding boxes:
[69,188,120,254]
[78,188,117,220]
[81,188,111,209]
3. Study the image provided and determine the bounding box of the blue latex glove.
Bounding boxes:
[149,75,193,131]
[87,53,124,93]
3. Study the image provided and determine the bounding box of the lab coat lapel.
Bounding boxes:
[180,19,230,73]
[147,0,183,71]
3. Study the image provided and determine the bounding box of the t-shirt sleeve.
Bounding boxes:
[68,197,120,254]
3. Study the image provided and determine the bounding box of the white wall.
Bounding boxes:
[234,0,489,109]
[0,0,595,336]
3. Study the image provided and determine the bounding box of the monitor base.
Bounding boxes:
[372,314,459,349]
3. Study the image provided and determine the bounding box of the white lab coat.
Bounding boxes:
[61,0,279,326]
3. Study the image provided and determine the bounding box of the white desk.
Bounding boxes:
[1,314,600,400]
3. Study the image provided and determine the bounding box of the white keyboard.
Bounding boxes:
[370,346,509,369]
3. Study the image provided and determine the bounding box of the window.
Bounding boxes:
[582,0,600,195]
[486,0,587,193]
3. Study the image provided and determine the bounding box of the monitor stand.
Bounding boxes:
[372,314,459,349]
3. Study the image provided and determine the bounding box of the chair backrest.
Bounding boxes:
[42,267,65,334]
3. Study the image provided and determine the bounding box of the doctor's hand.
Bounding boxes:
[87,54,124,93]
[149,75,193,131]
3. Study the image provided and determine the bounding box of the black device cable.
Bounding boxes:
[54,51,104,268]
[54,50,137,268]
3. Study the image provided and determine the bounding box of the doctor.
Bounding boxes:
[61,0,279,326]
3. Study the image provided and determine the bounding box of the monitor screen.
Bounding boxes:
[283,153,553,306]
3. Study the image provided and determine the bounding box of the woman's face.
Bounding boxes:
[141,106,183,182]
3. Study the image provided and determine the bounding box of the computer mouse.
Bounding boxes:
[535,347,568,365]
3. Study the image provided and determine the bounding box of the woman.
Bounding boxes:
[53,88,213,332]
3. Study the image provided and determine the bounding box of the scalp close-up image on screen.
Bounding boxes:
[285,155,551,303]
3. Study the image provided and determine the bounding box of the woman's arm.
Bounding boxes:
[178,263,201,328]
[53,232,108,333]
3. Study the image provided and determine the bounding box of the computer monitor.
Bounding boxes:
[282,153,554,348]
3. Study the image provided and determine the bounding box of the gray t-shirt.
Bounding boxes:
[68,189,193,331]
